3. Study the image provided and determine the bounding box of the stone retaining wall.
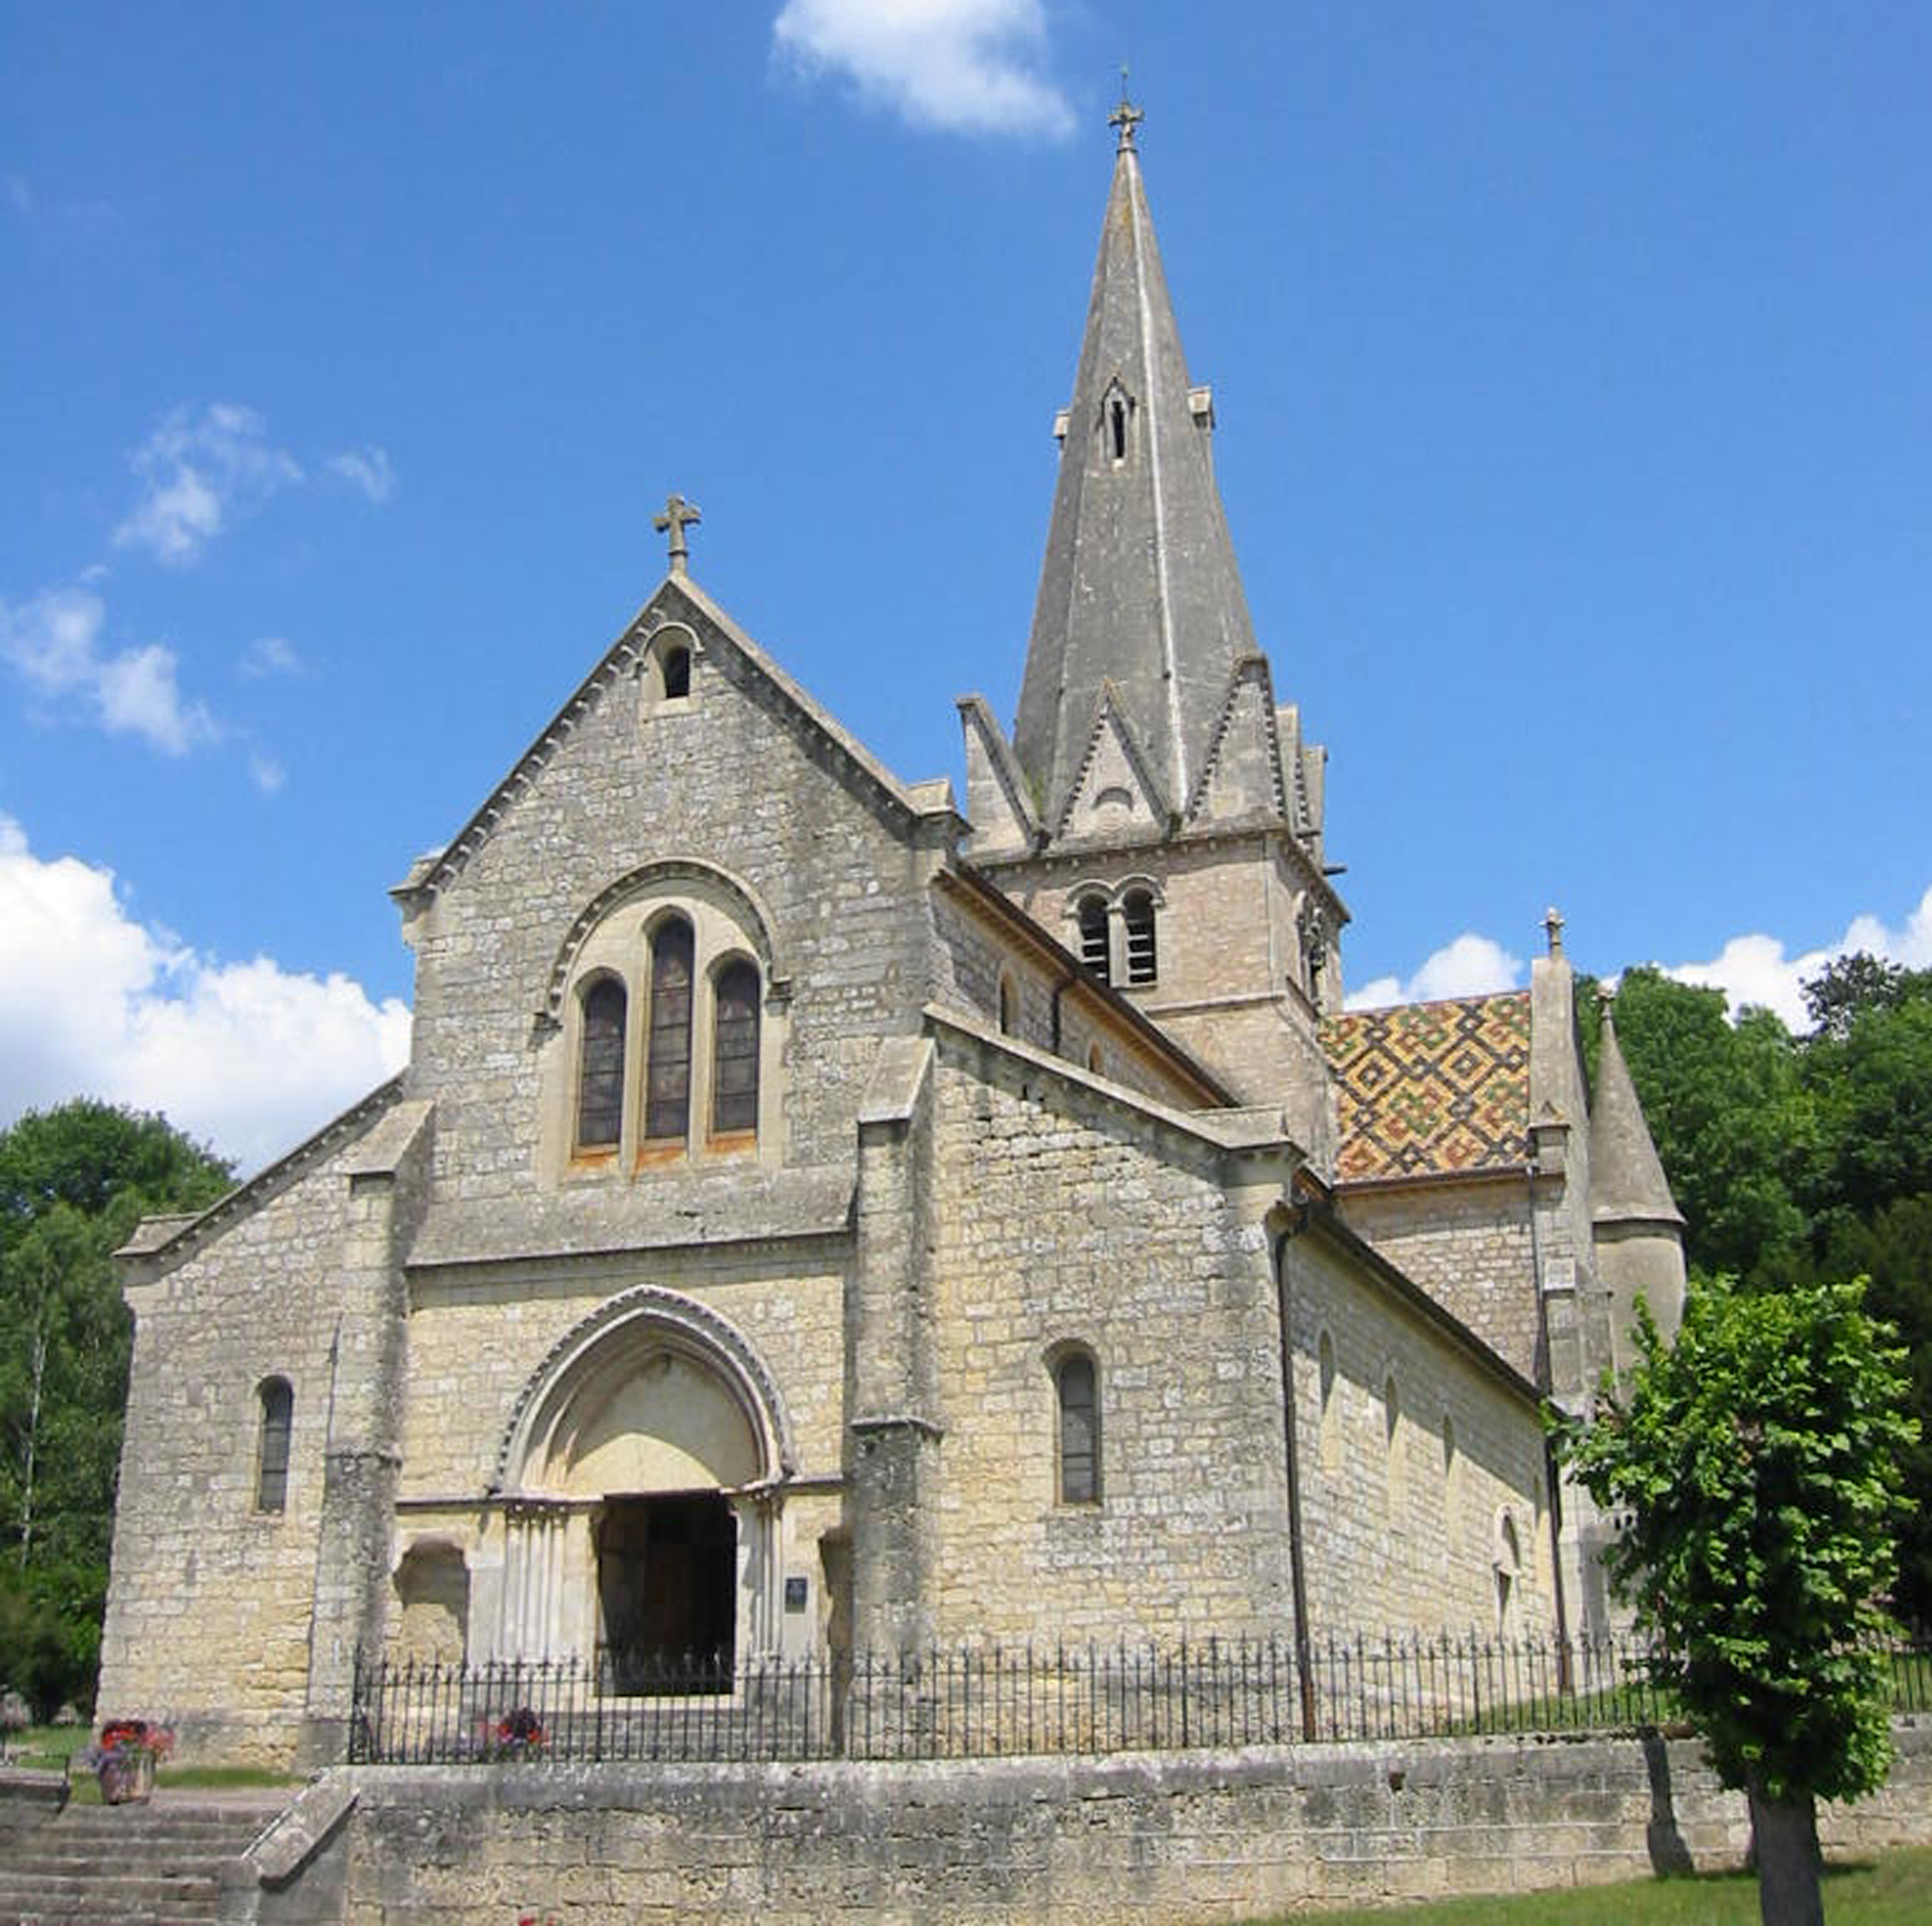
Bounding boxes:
[332,1718,1932,1923]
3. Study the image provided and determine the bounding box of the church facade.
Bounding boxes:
[99,118,1684,1767]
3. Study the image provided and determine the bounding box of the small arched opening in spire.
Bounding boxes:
[1098,380,1135,467]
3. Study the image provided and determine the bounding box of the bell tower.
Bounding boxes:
[958,103,1346,1165]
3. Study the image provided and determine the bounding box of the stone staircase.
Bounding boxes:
[0,1790,286,1924]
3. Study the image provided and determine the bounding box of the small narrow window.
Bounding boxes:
[998,973,1019,1036]
[1076,895,1110,983]
[1057,1352,1099,1504]
[257,1377,293,1514]
[1109,397,1127,462]
[644,917,695,1145]
[711,959,761,1138]
[576,977,626,1151]
[1122,890,1156,985]
[662,644,691,699]
[1086,1042,1104,1075]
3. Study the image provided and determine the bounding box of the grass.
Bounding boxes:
[1245,1846,1932,1924]
[5,1726,298,1796]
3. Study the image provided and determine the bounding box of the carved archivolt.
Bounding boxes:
[539,859,789,1026]
[493,1284,796,1492]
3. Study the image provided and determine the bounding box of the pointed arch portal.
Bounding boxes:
[487,1288,794,1683]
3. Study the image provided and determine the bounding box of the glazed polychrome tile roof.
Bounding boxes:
[1321,992,1532,1183]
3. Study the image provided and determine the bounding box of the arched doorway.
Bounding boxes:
[493,1288,793,1685]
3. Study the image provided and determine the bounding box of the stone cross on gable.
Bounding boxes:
[1110,93,1144,154]
[655,494,701,576]
[1544,906,1566,957]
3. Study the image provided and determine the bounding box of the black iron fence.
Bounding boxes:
[347,1633,1932,1766]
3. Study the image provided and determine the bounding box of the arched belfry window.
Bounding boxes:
[645,917,695,1145]
[1122,889,1157,986]
[1076,894,1110,983]
[1056,1350,1100,1505]
[257,1377,293,1514]
[662,643,691,699]
[711,958,761,1139]
[576,977,626,1153]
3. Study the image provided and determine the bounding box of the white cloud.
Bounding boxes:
[248,750,287,794]
[773,0,1073,137]
[1663,886,1932,1029]
[1,585,216,754]
[326,445,395,504]
[241,635,302,677]
[1346,932,1525,1011]
[113,402,301,564]
[0,816,411,1174]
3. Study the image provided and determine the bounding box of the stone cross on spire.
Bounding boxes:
[654,494,701,576]
[1109,74,1143,153]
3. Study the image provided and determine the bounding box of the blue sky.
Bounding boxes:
[3,3,1929,1169]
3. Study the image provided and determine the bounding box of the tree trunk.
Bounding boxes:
[1747,1781,1823,1926]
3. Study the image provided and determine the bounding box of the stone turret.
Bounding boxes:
[1589,992,1687,1352]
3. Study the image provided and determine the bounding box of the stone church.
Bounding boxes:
[100,112,1685,1766]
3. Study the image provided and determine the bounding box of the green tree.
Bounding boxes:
[1606,968,1811,1282]
[1554,1277,1916,1926]
[0,1101,230,1715]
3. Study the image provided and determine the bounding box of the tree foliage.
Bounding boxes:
[1606,955,1932,1625]
[1558,1278,1914,1804]
[0,1101,230,1716]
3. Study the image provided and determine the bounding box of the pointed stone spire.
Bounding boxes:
[1589,992,1685,1227]
[1013,105,1261,832]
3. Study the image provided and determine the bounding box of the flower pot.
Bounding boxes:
[98,1748,156,1804]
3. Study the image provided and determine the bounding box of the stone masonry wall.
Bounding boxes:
[924,1036,1293,1643]
[100,1099,401,1768]
[1283,1227,1554,1639]
[333,1719,1932,1924]
[399,587,946,1217]
[1335,1178,1542,1384]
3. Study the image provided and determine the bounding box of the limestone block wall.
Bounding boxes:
[330,1720,1932,1924]
[100,1101,398,1767]
[397,588,947,1214]
[1335,1177,1542,1384]
[923,1036,1295,1644]
[927,882,1206,1109]
[1282,1226,1554,1640]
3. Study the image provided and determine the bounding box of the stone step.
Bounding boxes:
[0,1795,290,1924]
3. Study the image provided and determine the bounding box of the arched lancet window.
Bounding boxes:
[1076,894,1110,983]
[576,977,626,1152]
[998,973,1019,1036]
[645,917,695,1145]
[662,643,691,699]
[257,1377,293,1514]
[1122,890,1157,986]
[1056,1350,1099,1505]
[1086,1042,1104,1075]
[711,958,760,1139]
